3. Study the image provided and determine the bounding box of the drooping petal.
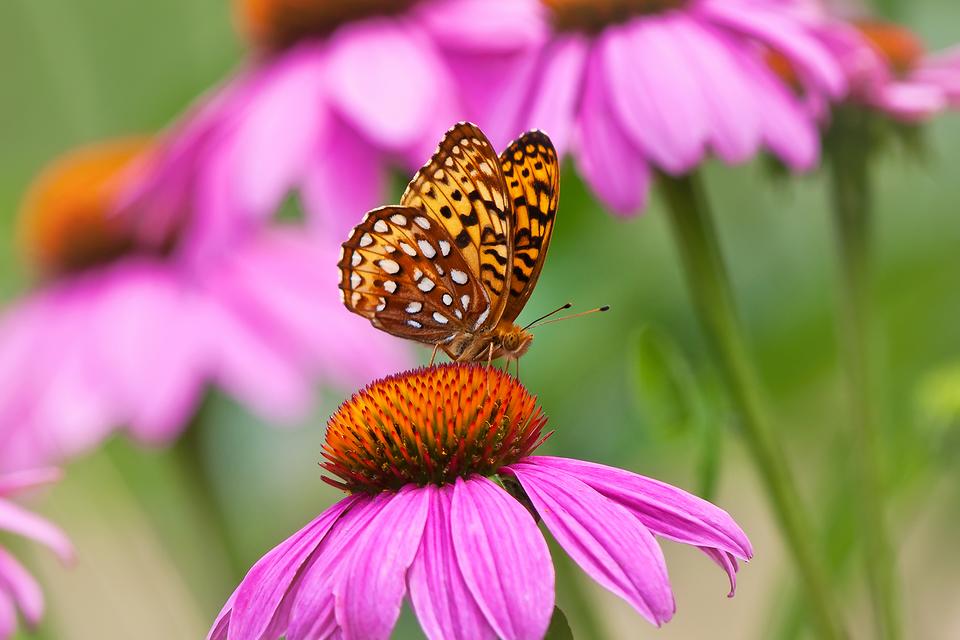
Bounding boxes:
[601,18,707,174]
[507,462,676,626]
[699,546,741,598]
[0,500,74,563]
[334,486,431,640]
[0,469,61,498]
[450,476,554,640]
[0,591,15,639]
[207,589,235,640]
[526,457,753,562]
[0,548,44,625]
[519,35,589,156]
[408,484,496,640]
[574,45,652,216]
[228,495,358,640]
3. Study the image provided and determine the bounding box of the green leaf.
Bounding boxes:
[630,326,703,438]
[545,606,574,640]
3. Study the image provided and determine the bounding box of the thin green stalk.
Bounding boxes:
[660,172,847,640]
[828,108,901,640]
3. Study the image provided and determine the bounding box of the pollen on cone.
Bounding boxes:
[321,364,549,493]
[18,138,151,275]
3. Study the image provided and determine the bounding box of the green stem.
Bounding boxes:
[828,108,901,640]
[660,172,847,640]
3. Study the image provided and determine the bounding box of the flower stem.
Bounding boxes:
[827,107,901,640]
[660,172,847,640]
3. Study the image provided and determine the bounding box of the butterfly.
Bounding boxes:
[338,122,559,363]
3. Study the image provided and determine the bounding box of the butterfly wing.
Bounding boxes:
[338,205,493,345]
[400,122,512,333]
[498,130,560,323]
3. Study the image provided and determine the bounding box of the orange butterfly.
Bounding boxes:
[338,123,562,363]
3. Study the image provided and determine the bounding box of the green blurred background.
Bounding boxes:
[2,0,959,638]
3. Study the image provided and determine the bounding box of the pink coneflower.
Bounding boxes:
[210,364,752,640]
[0,469,73,639]
[422,0,847,214]
[0,136,408,471]
[180,0,464,242]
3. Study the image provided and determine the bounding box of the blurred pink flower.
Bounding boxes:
[0,469,73,639]
[0,135,408,471]
[177,0,465,244]
[423,0,847,214]
[209,365,752,640]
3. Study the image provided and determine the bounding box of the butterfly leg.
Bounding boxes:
[486,342,494,368]
[429,343,441,367]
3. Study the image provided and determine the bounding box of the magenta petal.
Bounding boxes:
[0,592,14,638]
[699,546,740,598]
[416,0,547,53]
[325,20,451,150]
[450,476,554,640]
[0,469,61,497]
[526,457,752,561]
[520,35,589,155]
[286,493,393,640]
[602,19,707,174]
[0,500,74,563]
[228,495,358,640]
[207,590,235,640]
[575,46,652,216]
[334,486,431,640]
[507,462,676,626]
[0,549,43,625]
[408,484,496,640]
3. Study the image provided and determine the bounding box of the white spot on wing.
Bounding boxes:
[360,234,373,247]
[418,278,436,292]
[479,161,494,176]
[390,213,408,226]
[433,169,444,179]
[374,220,388,233]
[442,294,453,306]
[474,308,490,329]
[406,302,422,314]
[351,252,361,267]
[417,240,436,258]
[407,320,422,329]
[455,309,463,320]
[414,216,431,229]
[350,273,361,288]
[376,297,386,312]
[351,291,361,306]
[433,312,449,325]
[379,259,400,275]
[413,268,423,281]
[400,242,417,257]
[451,269,469,285]
[461,294,470,309]
[438,240,451,257]
[384,280,397,293]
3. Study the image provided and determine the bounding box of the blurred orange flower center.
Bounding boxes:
[855,21,925,76]
[236,0,420,50]
[18,139,152,277]
[543,0,688,32]
[322,364,548,493]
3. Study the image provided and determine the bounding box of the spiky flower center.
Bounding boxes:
[236,0,421,50]
[322,364,548,493]
[543,0,688,33]
[855,21,925,76]
[18,139,151,277]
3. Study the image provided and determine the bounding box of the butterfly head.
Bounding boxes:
[494,322,534,360]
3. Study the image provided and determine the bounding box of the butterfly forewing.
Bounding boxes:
[400,123,512,331]
[499,130,560,323]
[338,205,491,345]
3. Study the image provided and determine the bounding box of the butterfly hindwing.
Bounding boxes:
[338,205,492,345]
[499,130,560,323]
[401,123,512,332]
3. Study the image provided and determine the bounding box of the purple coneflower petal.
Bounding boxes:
[602,18,706,174]
[451,476,554,640]
[0,500,73,563]
[575,47,652,215]
[334,486,431,640]
[0,469,61,497]
[207,590,235,640]
[229,495,358,640]
[0,548,44,625]
[507,462,676,626]
[408,484,496,640]
[520,35,589,156]
[0,592,14,638]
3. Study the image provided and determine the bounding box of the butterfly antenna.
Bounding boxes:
[529,305,610,329]
[522,303,572,330]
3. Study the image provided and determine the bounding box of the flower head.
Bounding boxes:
[0,469,73,640]
[0,132,408,471]
[211,364,752,640]
[423,0,846,214]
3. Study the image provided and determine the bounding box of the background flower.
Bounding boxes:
[0,469,73,640]
[422,0,847,213]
